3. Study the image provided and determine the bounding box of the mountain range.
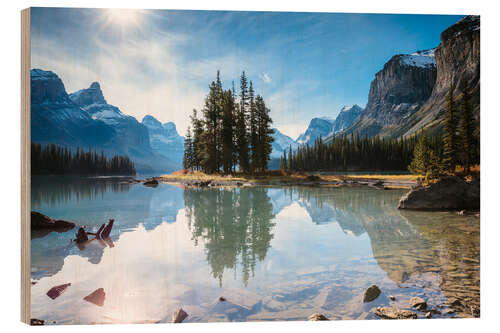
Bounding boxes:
[30,15,479,172]
[340,15,479,139]
[30,70,183,173]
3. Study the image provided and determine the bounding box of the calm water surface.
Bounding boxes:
[30,176,480,324]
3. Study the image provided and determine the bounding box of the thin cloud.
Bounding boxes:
[259,72,272,83]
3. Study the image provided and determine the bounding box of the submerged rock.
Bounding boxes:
[30,318,44,326]
[31,211,75,231]
[46,283,71,300]
[172,308,188,323]
[308,313,329,321]
[83,288,105,307]
[410,296,427,311]
[398,176,479,211]
[143,178,159,187]
[363,285,381,303]
[373,306,417,319]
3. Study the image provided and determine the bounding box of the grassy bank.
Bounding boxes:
[159,170,419,185]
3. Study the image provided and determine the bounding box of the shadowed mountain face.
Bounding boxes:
[141,115,184,169]
[341,15,480,139]
[403,15,480,137]
[31,69,177,173]
[342,50,437,138]
[31,69,115,148]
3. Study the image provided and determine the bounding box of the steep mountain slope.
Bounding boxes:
[141,115,184,168]
[402,15,480,137]
[31,69,115,148]
[270,128,298,159]
[331,105,363,134]
[69,82,153,160]
[342,50,437,138]
[296,117,335,146]
[31,69,176,173]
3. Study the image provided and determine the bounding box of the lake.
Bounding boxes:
[30,176,480,324]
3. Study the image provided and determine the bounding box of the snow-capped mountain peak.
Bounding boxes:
[399,48,437,68]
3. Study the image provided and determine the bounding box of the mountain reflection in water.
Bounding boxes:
[30,178,479,323]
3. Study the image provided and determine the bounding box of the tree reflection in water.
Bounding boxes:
[184,187,275,286]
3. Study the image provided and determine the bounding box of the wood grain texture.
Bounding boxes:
[21,7,31,325]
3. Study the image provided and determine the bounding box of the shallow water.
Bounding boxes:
[30,177,480,324]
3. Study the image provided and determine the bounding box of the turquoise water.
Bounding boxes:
[30,177,480,324]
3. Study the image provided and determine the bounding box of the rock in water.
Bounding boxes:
[30,318,44,326]
[410,296,427,311]
[373,307,417,319]
[308,313,329,321]
[31,211,75,231]
[83,288,106,307]
[173,308,188,323]
[46,283,71,300]
[398,176,479,211]
[363,285,381,303]
[143,178,159,187]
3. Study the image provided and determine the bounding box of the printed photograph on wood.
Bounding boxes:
[24,7,480,325]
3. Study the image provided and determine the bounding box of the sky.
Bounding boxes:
[30,8,464,139]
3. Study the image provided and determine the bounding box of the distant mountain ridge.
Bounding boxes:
[340,15,479,139]
[141,115,184,167]
[296,104,363,146]
[30,69,178,173]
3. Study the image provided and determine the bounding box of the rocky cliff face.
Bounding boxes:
[403,15,480,137]
[69,82,154,161]
[331,105,363,134]
[344,50,437,138]
[30,69,115,147]
[297,118,335,146]
[31,69,177,172]
[270,128,298,159]
[141,115,184,168]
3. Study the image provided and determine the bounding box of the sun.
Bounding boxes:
[101,9,143,30]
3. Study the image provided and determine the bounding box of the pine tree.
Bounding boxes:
[183,126,193,170]
[222,90,236,174]
[248,81,258,172]
[442,83,458,173]
[459,87,475,174]
[190,109,204,171]
[236,71,250,173]
[254,95,274,171]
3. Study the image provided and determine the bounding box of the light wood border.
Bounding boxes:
[21,7,31,325]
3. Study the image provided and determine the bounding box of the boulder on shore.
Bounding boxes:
[363,285,381,303]
[31,212,75,231]
[373,306,417,319]
[409,296,427,311]
[308,313,329,321]
[398,176,479,211]
[143,178,159,187]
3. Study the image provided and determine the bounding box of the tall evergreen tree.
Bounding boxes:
[442,83,458,172]
[409,130,441,180]
[254,95,274,171]
[236,71,250,173]
[222,90,236,174]
[183,126,194,170]
[459,87,475,174]
[248,81,258,171]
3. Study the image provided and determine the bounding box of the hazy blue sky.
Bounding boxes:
[31,7,463,139]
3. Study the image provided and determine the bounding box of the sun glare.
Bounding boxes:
[102,9,143,30]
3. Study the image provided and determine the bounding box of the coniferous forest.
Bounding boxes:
[279,133,440,172]
[183,71,274,174]
[31,142,136,175]
[281,85,479,175]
